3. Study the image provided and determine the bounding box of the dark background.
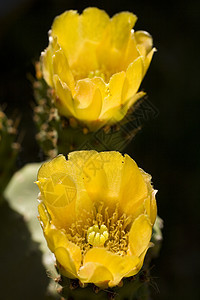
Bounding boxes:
[0,0,200,299]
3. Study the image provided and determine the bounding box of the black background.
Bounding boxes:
[0,0,200,299]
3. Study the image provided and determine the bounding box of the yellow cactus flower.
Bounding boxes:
[36,151,157,288]
[41,7,156,130]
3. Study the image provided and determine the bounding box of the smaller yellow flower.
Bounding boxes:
[41,8,155,130]
[36,151,157,288]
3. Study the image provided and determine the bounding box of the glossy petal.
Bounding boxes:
[38,202,82,276]
[150,190,157,225]
[53,49,75,91]
[70,8,109,73]
[38,201,51,229]
[125,248,149,277]
[52,10,80,66]
[81,7,110,42]
[41,37,60,87]
[85,151,124,211]
[120,32,140,70]
[135,31,153,56]
[82,247,139,287]
[119,154,148,218]
[91,77,107,99]
[143,48,156,76]
[55,247,78,278]
[53,75,75,116]
[41,45,54,87]
[78,262,113,288]
[110,12,137,50]
[140,169,157,225]
[37,155,68,181]
[122,57,144,103]
[99,102,130,123]
[37,155,77,228]
[129,214,152,257]
[73,79,102,121]
[101,71,126,115]
[125,91,146,109]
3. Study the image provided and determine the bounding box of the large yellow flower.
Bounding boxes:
[41,7,155,130]
[36,151,157,288]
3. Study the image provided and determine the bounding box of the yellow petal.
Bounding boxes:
[41,45,54,87]
[37,155,77,228]
[52,10,80,66]
[37,154,67,180]
[38,202,51,229]
[119,154,148,218]
[41,36,60,87]
[82,247,139,287]
[143,47,156,76]
[96,35,121,77]
[71,41,98,78]
[129,214,152,257]
[90,77,107,99]
[85,151,125,211]
[135,30,153,56]
[41,178,76,229]
[120,31,140,70]
[140,169,157,225]
[99,103,129,124]
[53,74,75,117]
[38,206,82,276]
[68,150,107,201]
[101,91,145,123]
[55,247,78,278]
[144,196,151,221]
[150,190,157,225]
[110,12,137,50]
[125,248,149,277]
[67,151,98,220]
[96,12,137,76]
[72,8,110,74]
[122,56,144,103]
[125,91,146,108]
[73,79,102,121]
[78,262,113,288]
[134,31,155,76]
[68,151,124,212]
[52,49,75,91]
[101,71,126,116]
[81,7,109,42]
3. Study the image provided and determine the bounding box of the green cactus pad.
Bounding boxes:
[3,163,59,299]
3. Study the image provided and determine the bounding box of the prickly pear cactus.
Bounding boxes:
[2,160,163,300]
[0,108,20,203]
[33,62,157,158]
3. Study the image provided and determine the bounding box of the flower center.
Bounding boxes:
[88,70,106,81]
[87,224,109,247]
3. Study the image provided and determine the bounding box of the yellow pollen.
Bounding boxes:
[87,224,109,247]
